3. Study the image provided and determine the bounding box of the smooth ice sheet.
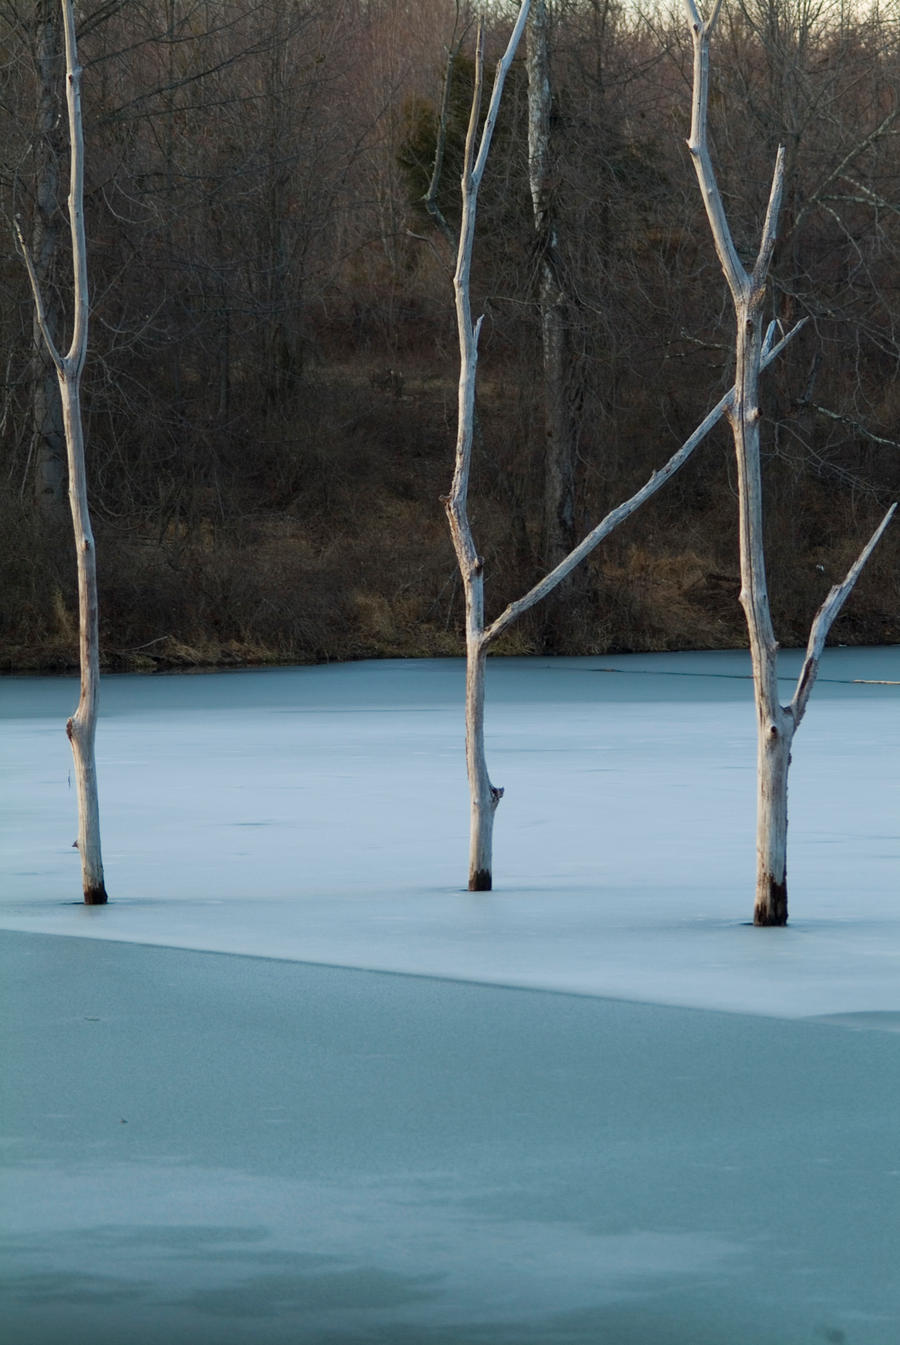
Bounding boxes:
[1,651,898,1018]
[3,931,900,1345]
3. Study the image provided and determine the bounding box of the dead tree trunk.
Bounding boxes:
[446,8,528,890]
[526,0,577,573]
[17,0,107,905]
[682,0,894,926]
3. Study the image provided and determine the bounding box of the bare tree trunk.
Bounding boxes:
[730,255,791,923]
[682,0,894,926]
[63,385,106,903]
[465,631,500,890]
[18,0,107,905]
[445,270,501,890]
[755,701,792,925]
[526,0,576,572]
[445,10,526,890]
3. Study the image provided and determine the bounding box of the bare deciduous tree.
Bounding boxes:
[17,0,107,904]
[682,0,895,925]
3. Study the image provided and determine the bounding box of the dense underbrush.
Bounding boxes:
[3,361,897,674]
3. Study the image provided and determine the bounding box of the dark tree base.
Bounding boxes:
[754,878,788,926]
[469,870,492,892]
[83,885,109,906]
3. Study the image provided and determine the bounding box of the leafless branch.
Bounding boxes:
[483,318,806,646]
[791,502,897,723]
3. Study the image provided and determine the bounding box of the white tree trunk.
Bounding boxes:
[682,0,894,925]
[446,11,526,890]
[465,634,501,890]
[754,703,793,925]
[18,0,107,904]
[61,373,106,903]
[731,267,791,924]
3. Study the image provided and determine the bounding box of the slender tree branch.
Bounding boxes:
[789,107,899,239]
[463,21,485,190]
[423,16,470,248]
[753,145,785,284]
[13,217,64,374]
[809,404,900,450]
[790,503,896,725]
[683,0,746,301]
[483,318,806,647]
[471,0,532,187]
[830,177,900,218]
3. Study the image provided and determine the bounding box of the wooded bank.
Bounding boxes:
[2,0,898,673]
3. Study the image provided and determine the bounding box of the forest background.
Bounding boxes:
[2,0,898,673]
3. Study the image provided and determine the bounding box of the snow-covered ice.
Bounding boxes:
[2,651,899,1343]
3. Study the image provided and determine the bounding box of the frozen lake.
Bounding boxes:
[1,649,899,1015]
[2,651,899,1343]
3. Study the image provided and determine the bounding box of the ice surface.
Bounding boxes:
[3,652,900,1343]
[4,933,900,1345]
[1,650,898,1017]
